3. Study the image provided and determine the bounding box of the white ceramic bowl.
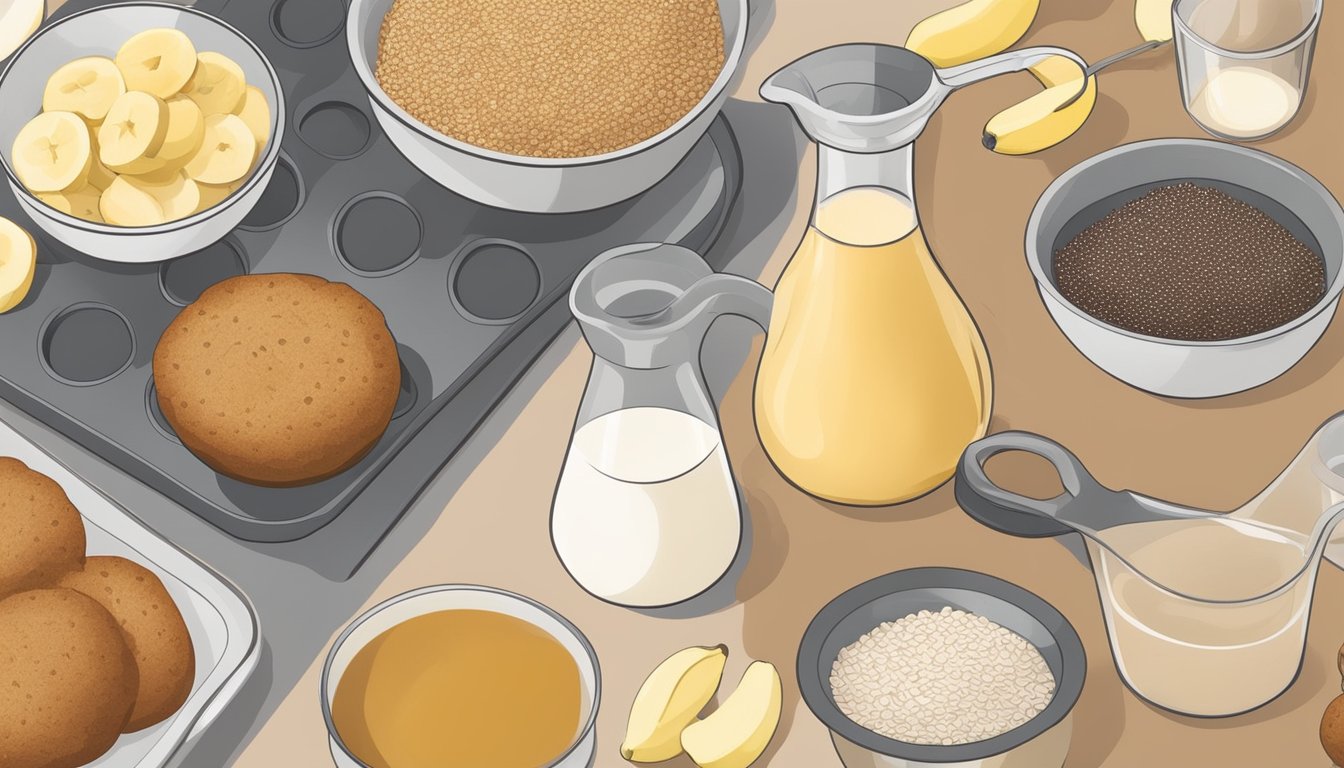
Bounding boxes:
[0,2,285,263]
[322,584,601,768]
[1026,139,1344,399]
[346,0,747,213]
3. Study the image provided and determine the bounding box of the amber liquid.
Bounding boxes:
[754,186,992,505]
[332,609,582,768]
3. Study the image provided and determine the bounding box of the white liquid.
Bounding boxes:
[1189,66,1301,139]
[551,407,740,607]
[1093,518,1313,715]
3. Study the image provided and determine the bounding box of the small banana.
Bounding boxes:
[12,111,93,193]
[126,172,201,221]
[983,55,1096,155]
[236,86,272,148]
[99,91,170,173]
[681,661,783,768]
[38,186,104,223]
[195,180,241,214]
[182,52,248,116]
[622,645,728,763]
[0,0,44,62]
[100,175,166,227]
[115,28,198,98]
[184,114,257,185]
[0,216,37,314]
[906,0,1041,67]
[42,57,126,125]
[1135,0,1175,43]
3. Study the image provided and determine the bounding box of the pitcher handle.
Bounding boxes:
[954,431,1100,538]
[936,45,1087,90]
[673,273,774,334]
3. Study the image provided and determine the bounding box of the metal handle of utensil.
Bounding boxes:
[936,46,1089,90]
[954,431,1100,538]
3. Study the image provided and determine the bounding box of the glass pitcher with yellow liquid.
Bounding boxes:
[754,44,1085,506]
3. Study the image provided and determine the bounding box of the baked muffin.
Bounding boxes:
[59,556,196,732]
[153,273,401,486]
[0,457,85,596]
[0,588,138,768]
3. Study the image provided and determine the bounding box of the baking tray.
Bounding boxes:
[0,414,260,768]
[0,0,742,578]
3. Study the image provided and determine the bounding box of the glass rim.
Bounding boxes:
[1174,0,1323,59]
[319,584,601,768]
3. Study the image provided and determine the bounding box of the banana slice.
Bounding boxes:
[194,180,240,214]
[99,91,170,174]
[680,662,782,768]
[87,151,117,191]
[906,0,1041,67]
[12,111,93,193]
[42,56,127,125]
[182,52,247,116]
[236,85,271,148]
[100,175,166,227]
[126,172,200,221]
[0,216,37,313]
[622,645,728,763]
[38,185,105,223]
[983,55,1096,155]
[115,27,198,99]
[152,96,206,164]
[184,114,256,185]
[0,0,44,63]
[1136,0,1175,43]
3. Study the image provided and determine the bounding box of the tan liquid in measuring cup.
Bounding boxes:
[755,187,991,505]
[1093,518,1312,716]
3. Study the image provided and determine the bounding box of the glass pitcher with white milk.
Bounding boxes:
[552,243,772,608]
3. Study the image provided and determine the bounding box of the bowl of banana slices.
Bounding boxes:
[0,2,284,263]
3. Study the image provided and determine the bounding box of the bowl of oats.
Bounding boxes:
[346,0,748,213]
[797,567,1085,768]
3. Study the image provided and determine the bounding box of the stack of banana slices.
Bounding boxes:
[11,28,270,227]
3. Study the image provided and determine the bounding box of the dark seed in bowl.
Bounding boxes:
[1053,183,1326,341]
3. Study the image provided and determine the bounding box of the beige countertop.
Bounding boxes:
[114,0,1344,765]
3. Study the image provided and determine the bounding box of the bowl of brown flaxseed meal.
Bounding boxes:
[1026,139,1344,398]
[346,0,748,213]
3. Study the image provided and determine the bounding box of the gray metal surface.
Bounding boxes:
[0,0,742,578]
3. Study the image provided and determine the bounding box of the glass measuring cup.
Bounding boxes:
[752,44,1085,507]
[551,243,772,608]
[1174,0,1321,140]
[955,430,1344,716]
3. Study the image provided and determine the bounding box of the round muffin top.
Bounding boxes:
[0,457,85,597]
[153,273,400,487]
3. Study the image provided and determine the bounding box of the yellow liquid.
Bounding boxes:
[332,609,582,768]
[754,186,991,505]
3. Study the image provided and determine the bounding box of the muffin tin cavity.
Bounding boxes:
[40,304,135,386]
[451,241,541,323]
[158,239,250,307]
[270,0,345,48]
[335,193,422,276]
[299,102,373,160]
[145,381,180,443]
[240,153,304,231]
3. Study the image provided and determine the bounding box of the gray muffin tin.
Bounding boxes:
[0,0,741,578]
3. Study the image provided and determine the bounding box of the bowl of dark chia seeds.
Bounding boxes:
[1026,139,1344,398]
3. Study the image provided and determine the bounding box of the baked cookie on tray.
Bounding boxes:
[153,273,400,487]
[0,588,138,768]
[59,555,196,732]
[0,457,86,596]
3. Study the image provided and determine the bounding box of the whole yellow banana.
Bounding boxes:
[982,55,1096,155]
[906,0,1042,67]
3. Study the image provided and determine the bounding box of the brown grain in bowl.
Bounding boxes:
[375,0,725,158]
